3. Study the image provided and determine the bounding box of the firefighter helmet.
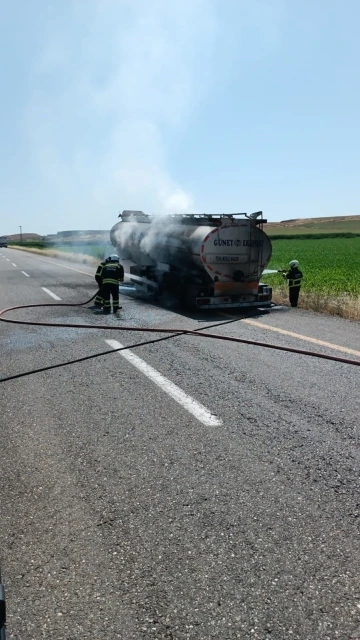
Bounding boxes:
[107,254,120,262]
[289,260,299,267]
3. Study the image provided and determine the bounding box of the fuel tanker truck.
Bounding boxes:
[110,210,273,309]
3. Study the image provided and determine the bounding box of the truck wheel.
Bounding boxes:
[182,285,197,311]
[158,274,184,309]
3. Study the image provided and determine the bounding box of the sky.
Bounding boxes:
[1,0,359,235]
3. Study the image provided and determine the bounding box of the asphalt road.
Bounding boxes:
[1,247,360,640]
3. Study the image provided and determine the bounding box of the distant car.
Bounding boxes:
[0,242,7,248]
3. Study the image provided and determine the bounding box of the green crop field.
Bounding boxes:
[264,236,360,297]
[54,244,107,260]
[8,241,110,260]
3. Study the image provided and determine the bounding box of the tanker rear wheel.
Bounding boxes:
[157,273,185,309]
[182,284,198,311]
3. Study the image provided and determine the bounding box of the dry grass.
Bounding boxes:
[264,214,360,235]
[11,245,99,267]
[272,287,360,320]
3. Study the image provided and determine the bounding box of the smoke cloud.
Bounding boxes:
[112,214,181,258]
[23,0,217,233]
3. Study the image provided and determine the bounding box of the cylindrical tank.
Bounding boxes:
[110,215,272,283]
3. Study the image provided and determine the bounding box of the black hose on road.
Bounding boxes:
[0,293,359,383]
[0,567,6,640]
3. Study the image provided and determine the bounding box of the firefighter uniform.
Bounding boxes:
[284,261,303,308]
[97,255,124,313]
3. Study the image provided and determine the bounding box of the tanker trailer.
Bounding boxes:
[110,210,273,309]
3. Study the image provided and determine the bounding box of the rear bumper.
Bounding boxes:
[196,296,272,309]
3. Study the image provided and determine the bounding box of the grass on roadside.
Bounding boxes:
[263,236,360,320]
[11,245,99,267]
[270,286,360,320]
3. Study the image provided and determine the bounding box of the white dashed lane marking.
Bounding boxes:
[21,271,30,277]
[41,287,62,301]
[106,339,222,427]
[11,263,17,267]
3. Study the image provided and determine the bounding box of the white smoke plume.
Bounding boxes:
[23,0,217,232]
[112,213,181,258]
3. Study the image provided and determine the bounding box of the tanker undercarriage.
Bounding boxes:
[111,211,273,310]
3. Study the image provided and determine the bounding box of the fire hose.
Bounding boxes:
[0,569,5,640]
[0,293,359,383]
[0,295,358,636]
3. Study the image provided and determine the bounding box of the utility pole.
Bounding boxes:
[19,225,23,244]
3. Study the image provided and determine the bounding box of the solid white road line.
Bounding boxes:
[41,287,62,301]
[106,339,222,427]
[11,263,17,267]
[242,318,360,358]
[21,271,30,277]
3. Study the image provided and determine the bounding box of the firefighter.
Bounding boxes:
[91,259,107,309]
[98,254,124,314]
[281,260,303,308]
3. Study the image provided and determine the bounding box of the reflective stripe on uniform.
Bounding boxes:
[289,278,302,287]
[102,278,119,285]
[96,262,106,277]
